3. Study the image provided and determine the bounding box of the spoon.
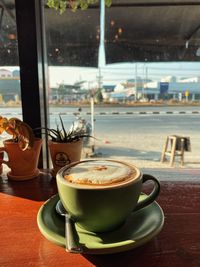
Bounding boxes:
[56,200,83,253]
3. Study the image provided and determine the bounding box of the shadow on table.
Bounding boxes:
[83,242,154,267]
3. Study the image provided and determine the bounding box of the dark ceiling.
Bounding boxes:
[104,0,200,63]
[1,1,200,66]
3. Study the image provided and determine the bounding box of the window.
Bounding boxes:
[1,1,198,170]
[43,1,200,170]
[0,0,22,145]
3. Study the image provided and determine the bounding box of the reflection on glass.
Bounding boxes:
[0,0,20,107]
[44,3,200,106]
[44,2,200,166]
[0,1,21,148]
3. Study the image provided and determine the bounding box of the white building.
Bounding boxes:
[179,77,200,83]
[0,69,12,78]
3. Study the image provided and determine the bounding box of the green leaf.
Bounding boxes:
[105,0,112,7]
[46,0,112,13]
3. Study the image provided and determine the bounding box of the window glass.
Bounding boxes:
[44,1,200,171]
[0,1,21,144]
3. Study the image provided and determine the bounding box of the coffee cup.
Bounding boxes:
[56,159,160,233]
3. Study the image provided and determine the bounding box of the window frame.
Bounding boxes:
[15,0,49,168]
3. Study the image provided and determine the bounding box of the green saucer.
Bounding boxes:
[37,194,164,254]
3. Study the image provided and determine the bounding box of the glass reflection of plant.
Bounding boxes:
[47,0,112,14]
[40,116,91,143]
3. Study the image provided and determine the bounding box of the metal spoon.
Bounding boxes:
[56,200,83,253]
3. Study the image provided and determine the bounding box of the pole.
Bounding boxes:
[135,63,137,100]
[98,0,106,67]
[142,64,145,100]
[90,96,95,153]
[145,65,148,99]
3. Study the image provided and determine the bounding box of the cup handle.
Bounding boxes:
[134,174,160,211]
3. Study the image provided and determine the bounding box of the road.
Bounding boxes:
[1,106,200,168]
[49,107,200,136]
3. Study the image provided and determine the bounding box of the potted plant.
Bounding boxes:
[0,116,43,181]
[43,116,91,177]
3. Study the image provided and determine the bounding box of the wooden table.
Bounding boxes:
[0,170,200,267]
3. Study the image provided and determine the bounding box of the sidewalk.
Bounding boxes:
[84,138,200,182]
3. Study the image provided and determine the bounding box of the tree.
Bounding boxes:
[95,89,103,103]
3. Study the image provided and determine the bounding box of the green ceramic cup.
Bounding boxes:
[56,159,160,233]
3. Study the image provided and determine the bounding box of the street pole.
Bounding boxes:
[142,64,145,100]
[90,96,95,153]
[145,65,148,99]
[135,63,137,100]
[98,0,106,67]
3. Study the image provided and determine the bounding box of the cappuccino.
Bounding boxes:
[64,160,138,186]
[57,159,160,232]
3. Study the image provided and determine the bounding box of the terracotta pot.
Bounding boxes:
[0,138,42,181]
[48,139,83,177]
[0,152,3,175]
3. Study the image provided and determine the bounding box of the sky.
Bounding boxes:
[1,62,200,88]
[48,62,200,87]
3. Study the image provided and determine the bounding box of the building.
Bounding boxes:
[0,79,21,103]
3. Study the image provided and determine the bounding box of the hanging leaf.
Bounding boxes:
[46,0,112,13]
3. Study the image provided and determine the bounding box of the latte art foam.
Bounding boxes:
[64,160,136,185]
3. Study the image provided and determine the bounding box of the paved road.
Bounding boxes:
[1,106,199,135]
[1,106,200,170]
[51,111,200,137]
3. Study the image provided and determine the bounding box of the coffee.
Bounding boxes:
[64,160,138,186]
[57,159,160,232]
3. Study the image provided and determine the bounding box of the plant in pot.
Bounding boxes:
[0,116,43,181]
[43,116,91,177]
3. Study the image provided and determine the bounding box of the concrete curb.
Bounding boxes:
[51,111,200,116]
[2,111,200,116]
